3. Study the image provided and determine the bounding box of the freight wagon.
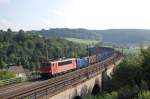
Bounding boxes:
[88,55,97,64]
[76,57,89,68]
[89,47,114,55]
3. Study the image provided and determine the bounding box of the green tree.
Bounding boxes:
[0,59,7,70]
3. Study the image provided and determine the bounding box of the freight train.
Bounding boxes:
[39,47,115,78]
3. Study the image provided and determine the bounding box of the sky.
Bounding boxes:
[0,0,150,31]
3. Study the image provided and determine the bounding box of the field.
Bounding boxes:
[123,48,140,54]
[115,47,141,56]
[65,38,99,45]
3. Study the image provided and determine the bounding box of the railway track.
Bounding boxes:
[0,82,31,93]
[0,51,122,99]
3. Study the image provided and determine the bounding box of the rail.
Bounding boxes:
[0,51,123,99]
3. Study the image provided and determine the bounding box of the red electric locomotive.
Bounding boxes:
[39,58,76,78]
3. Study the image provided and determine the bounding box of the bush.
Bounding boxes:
[84,91,118,99]
[0,71,15,80]
[138,91,150,99]
[118,85,139,99]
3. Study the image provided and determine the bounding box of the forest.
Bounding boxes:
[0,29,88,71]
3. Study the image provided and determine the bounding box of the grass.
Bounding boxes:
[65,37,99,45]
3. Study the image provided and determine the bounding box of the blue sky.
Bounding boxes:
[0,0,150,31]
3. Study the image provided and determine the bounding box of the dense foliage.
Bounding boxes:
[0,29,88,70]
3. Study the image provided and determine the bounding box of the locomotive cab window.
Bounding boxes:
[58,60,72,66]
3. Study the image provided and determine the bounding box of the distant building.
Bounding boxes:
[8,65,26,78]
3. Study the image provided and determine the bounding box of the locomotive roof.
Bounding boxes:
[49,58,75,63]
